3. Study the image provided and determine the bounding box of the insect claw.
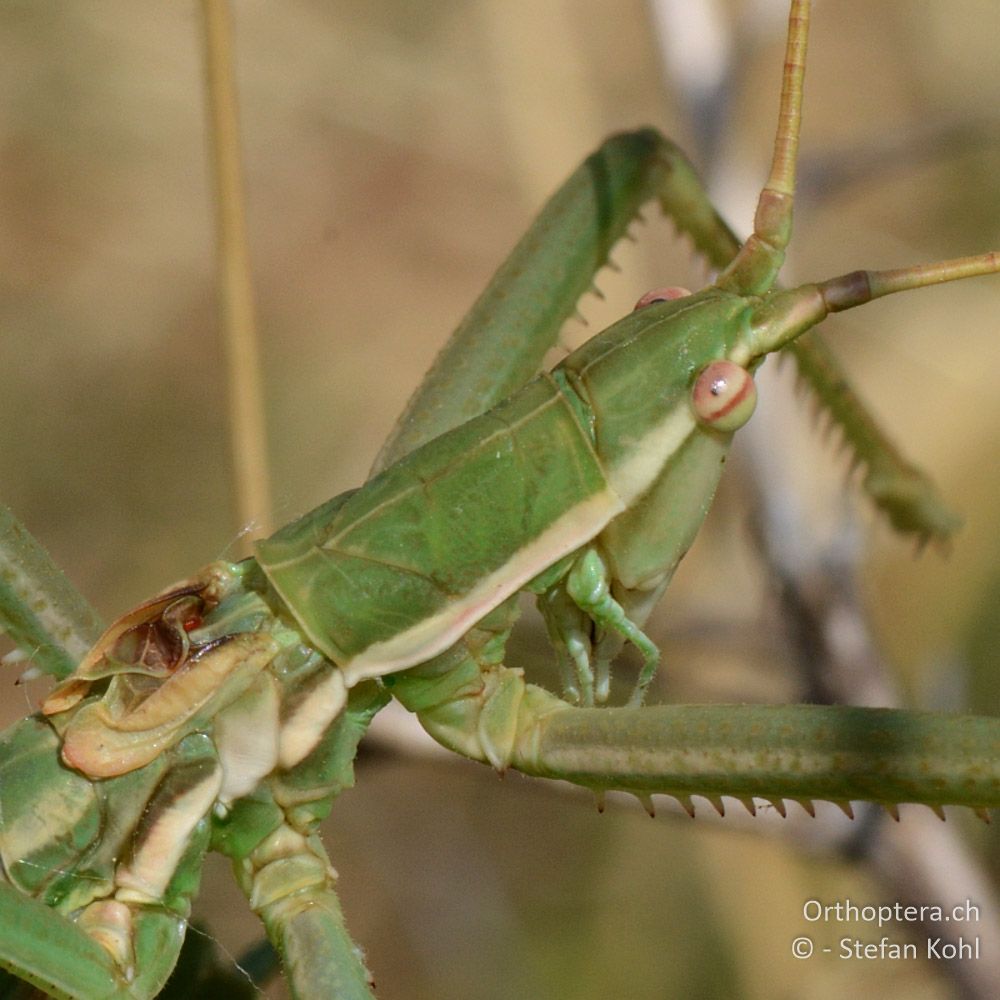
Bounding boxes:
[832,800,855,820]
[704,795,726,817]
[675,794,696,818]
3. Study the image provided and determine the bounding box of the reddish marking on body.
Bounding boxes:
[633,286,692,310]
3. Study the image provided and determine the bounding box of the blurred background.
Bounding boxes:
[2,1,1000,997]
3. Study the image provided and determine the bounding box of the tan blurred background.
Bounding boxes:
[2,2,1000,998]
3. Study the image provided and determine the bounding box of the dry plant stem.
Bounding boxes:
[653,5,999,996]
[201,0,272,541]
[746,463,1000,1000]
[870,817,1000,1000]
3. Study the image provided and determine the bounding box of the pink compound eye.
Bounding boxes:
[633,286,692,310]
[691,360,757,432]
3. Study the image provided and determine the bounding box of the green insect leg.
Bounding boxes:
[514,702,1000,816]
[387,599,526,771]
[0,731,219,1000]
[236,824,373,1000]
[784,334,961,544]
[535,549,660,707]
[213,681,389,1000]
[0,503,103,681]
[536,582,596,705]
[646,140,960,543]
[0,883,125,1000]
[563,550,659,707]
[391,630,1000,815]
[371,128,745,474]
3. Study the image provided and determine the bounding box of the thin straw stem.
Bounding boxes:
[201,0,272,542]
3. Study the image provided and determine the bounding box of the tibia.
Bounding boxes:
[398,648,1000,814]
[513,702,1000,814]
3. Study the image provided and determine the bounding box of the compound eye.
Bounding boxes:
[633,286,692,310]
[691,360,757,432]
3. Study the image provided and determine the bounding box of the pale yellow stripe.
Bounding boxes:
[605,405,697,506]
[1,784,94,869]
[115,766,223,902]
[339,487,624,687]
[278,668,348,769]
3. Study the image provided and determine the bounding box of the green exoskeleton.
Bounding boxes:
[2,1,1000,997]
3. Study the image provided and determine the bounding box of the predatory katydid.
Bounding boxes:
[2,1,1000,997]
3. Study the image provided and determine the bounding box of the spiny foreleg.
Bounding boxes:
[212,681,389,1000]
[389,619,1000,817]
